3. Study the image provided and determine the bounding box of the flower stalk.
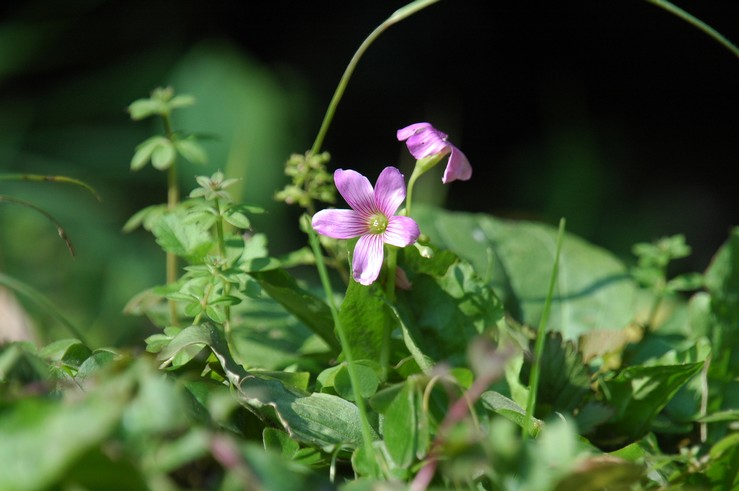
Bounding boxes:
[161,112,180,326]
[307,222,380,477]
[310,0,441,156]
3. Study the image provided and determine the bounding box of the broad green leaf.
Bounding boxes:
[339,280,392,363]
[333,361,381,401]
[386,303,433,374]
[396,245,504,365]
[595,361,704,445]
[263,428,300,459]
[238,376,375,448]
[315,364,342,394]
[157,324,248,385]
[481,391,543,433]
[152,213,213,263]
[76,349,118,380]
[382,377,429,467]
[413,205,638,340]
[251,268,340,353]
[704,226,739,360]
[702,432,739,490]
[38,338,92,369]
[251,369,311,392]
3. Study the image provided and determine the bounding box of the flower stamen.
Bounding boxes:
[367,213,388,234]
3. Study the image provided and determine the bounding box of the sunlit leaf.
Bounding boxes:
[238,376,374,448]
[382,376,428,467]
[413,205,638,340]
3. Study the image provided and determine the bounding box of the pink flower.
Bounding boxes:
[312,167,420,285]
[397,122,472,183]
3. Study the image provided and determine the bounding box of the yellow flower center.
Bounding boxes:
[367,213,388,234]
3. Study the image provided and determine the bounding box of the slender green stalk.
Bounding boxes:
[0,174,102,202]
[523,218,566,437]
[646,0,739,57]
[404,154,443,217]
[0,195,75,257]
[213,198,232,334]
[381,246,398,379]
[404,167,422,218]
[645,277,666,329]
[161,113,180,325]
[310,0,440,155]
[0,271,89,345]
[307,223,379,476]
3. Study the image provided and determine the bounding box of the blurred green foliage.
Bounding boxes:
[0,5,314,346]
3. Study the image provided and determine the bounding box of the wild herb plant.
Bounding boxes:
[1,1,737,490]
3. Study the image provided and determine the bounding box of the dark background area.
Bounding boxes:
[0,0,736,343]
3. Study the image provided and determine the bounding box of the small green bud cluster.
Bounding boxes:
[275,151,335,209]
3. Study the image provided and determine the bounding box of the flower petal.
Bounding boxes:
[397,122,433,141]
[312,209,367,239]
[334,169,376,215]
[352,234,385,285]
[403,126,450,160]
[442,145,472,183]
[374,166,407,216]
[383,216,420,248]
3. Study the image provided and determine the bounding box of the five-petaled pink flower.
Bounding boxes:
[312,166,420,286]
[397,122,472,183]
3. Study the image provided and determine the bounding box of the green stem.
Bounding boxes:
[384,247,398,303]
[307,223,379,476]
[404,166,423,217]
[404,154,444,217]
[0,195,75,257]
[162,112,180,325]
[214,198,227,257]
[0,174,101,202]
[523,218,566,437]
[214,198,232,333]
[646,0,739,57]
[310,0,440,155]
[381,246,398,379]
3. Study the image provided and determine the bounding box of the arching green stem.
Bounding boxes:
[310,0,441,155]
[646,0,739,57]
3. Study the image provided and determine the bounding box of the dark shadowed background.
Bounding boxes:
[0,0,736,345]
